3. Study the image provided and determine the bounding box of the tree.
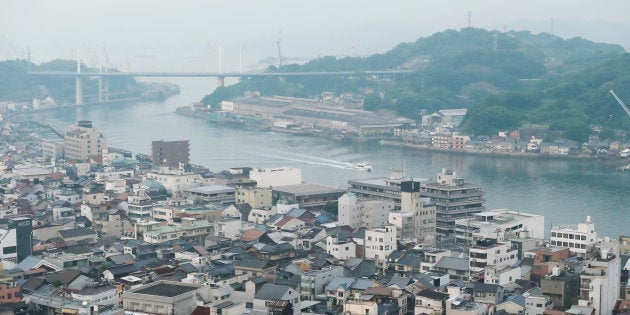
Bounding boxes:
[324,201,338,217]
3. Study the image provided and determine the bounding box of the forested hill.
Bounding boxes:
[460,53,630,142]
[201,28,624,109]
[200,28,628,142]
[0,59,142,103]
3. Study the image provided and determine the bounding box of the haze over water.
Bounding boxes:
[24,78,630,239]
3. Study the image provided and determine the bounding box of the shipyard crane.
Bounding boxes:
[610,90,630,120]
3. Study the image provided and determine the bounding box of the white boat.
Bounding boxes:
[353,161,372,171]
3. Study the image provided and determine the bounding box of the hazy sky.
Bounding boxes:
[1,0,629,71]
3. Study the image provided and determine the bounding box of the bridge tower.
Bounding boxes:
[217,45,225,87]
[98,49,103,102]
[75,49,83,106]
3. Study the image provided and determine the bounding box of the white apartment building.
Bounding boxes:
[578,248,620,315]
[142,218,213,244]
[248,207,276,224]
[338,193,394,229]
[469,240,518,276]
[71,286,117,306]
[146,169,202,194]
[364,225,397,265]
[215,218,243,239]
[484,265,522,286]
[42,142,63,160]
[326,235,356,260]
[455,209,545,244]
[550,216,597,255]
[249,167,301,188]
[63,120,107,161]
[389,211,415,240]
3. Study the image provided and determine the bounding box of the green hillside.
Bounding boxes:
[200,28,627,142]
[0,59,142,103]
[460,53,630,142]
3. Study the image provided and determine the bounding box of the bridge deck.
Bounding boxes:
[29,70,414,78]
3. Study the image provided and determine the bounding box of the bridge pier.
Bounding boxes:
[104,77,110,101]
[75,76,83,106]
[98,77,103,102]
[217,76,225,87]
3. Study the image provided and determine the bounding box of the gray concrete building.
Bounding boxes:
[151,140,190,168]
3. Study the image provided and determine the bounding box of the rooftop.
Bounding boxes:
[272,183,345,197]
[130,281,200,297]
[185,185,234,194]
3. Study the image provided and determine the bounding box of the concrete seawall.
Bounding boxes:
[379,140,598,161]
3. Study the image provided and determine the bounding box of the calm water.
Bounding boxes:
[27,78,630,238]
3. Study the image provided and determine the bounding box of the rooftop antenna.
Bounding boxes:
[468,11,472,28]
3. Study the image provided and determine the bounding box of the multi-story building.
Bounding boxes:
[469,239,518,279]
[42,141,64,160]
[420,169,485,235]
[0,281,22,304]
[93,211,123,238]
[250,167,302,188]
[127,195,155,222]
[347,171,428,209]
[364,225,397,269]
[578,248,620,315]
[326,234,356,260]
[122,281,205,315]
[452,133,470,150]
[299,265,345,300]
[214,218,243,239]
[550,216,597,255]
[388,211,415,240]
[0,217,33,268]
[146,169,202,195]
[235,187,272,209]
[182,185,235,205]
[431,133,451,149]
[151,140,190,169]
[142,218,213,244]
[272,184,345,210]
[338,193,394,229]
[400,180,436,240]
[63,120,107,161]
[454,209,545,245]
[540,267,581,310]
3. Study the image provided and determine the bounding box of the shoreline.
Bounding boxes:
[380,140,630,166]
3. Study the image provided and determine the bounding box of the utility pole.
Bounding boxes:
[468,11,472,28]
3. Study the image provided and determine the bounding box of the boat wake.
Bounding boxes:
[255,152,354,170]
